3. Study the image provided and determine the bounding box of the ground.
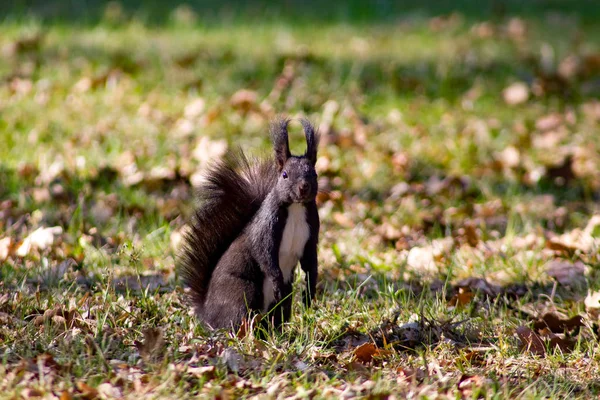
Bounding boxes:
[1,1,600,398]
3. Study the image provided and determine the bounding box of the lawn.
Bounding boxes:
[1,1,600,398]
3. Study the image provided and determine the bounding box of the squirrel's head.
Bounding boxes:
[271,118,319,204]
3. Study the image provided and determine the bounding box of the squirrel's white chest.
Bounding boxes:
[279,203,310,282]
[262,203,310,311]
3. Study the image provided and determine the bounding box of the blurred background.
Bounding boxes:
[1,0,599,282]
[2,2,600,397]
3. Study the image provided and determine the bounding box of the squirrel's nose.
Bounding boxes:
[299,181,309,195]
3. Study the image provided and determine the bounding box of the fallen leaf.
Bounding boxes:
[457,374,487,393]
[546,220,598,255]
[235,314,262,339]
[462,221,479,246]
[332,212,354,228]
[535,113,563,132]
[192,136,228,166]
[0,237,11,261]
[545,260,587,286]
[76,381,98,400]
[230,89,258,112]
[454,277,502,297]
[533,313,584,333]
[396,367,425,382]
[59,391,72,400]
[187,365,216,380]
[184,97,206,119]
[21,388,44,398]
[538,328,577,353]
[354,342,378,363]
[448,287,475,308]
[461,349,487,366]
[33,306,78,329]
[17,226,63,256]
[515,326,546,356]
[503,82,529,105]
[496,146,520,168]
[585,290,600,320]
[135,327,165,363]
[97,383,122,398]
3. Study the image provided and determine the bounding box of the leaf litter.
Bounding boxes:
[2,5,600,398]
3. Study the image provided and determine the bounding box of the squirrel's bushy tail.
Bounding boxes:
[177,149,277,313]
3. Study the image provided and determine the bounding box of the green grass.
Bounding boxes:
[1,1,600,398]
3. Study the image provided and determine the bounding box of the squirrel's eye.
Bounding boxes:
[282,171,288,179]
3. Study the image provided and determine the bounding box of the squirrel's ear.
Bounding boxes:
[270,117,291,170]
[300,118,319,165]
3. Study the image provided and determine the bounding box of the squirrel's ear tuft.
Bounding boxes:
[270,117,291,170]
[300,118,319,165]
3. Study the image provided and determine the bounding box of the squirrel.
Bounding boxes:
[178,118,320,330]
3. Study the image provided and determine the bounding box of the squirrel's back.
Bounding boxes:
[177,149,278,313]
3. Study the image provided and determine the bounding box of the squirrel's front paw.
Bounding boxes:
[272,277,285,302]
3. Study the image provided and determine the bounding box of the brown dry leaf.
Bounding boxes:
[396,367,425,383]
[184,97,206,119]
[187,365,216,380]
[535,113,563,132]
[97,382,122,398]
[33,306,78,329]
[0,312,25,327]
[546,217,599,254]
[461,349,487,366]
[545,260,587,286]
[375,221,401,241]
[533,313,584,333]
[21,388,45,398]
[496,146,520,168]
[515,326,546,357]
[457,374,488,395]
[448,287,475,308]
[0,237,11,261]
[16,226,63,256]
[462,221,479,247]
[135,327,165,363]
[584,290,600,320]
[332,212,354,228]
[192,137,228,166]
[76,381,99,400]
[538,328,577,353]
[406,238,453,273]
[503,82,529,105]
[235,315,262,339]
[354,342,378,363]
[59,391,72,400]
[230,89,258,112]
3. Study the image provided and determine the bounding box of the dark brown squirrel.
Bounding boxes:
[177,118,320,330]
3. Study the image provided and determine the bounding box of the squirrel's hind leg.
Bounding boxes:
[202,274,262,330]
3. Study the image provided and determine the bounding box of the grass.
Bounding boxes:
[1,1,600,398]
